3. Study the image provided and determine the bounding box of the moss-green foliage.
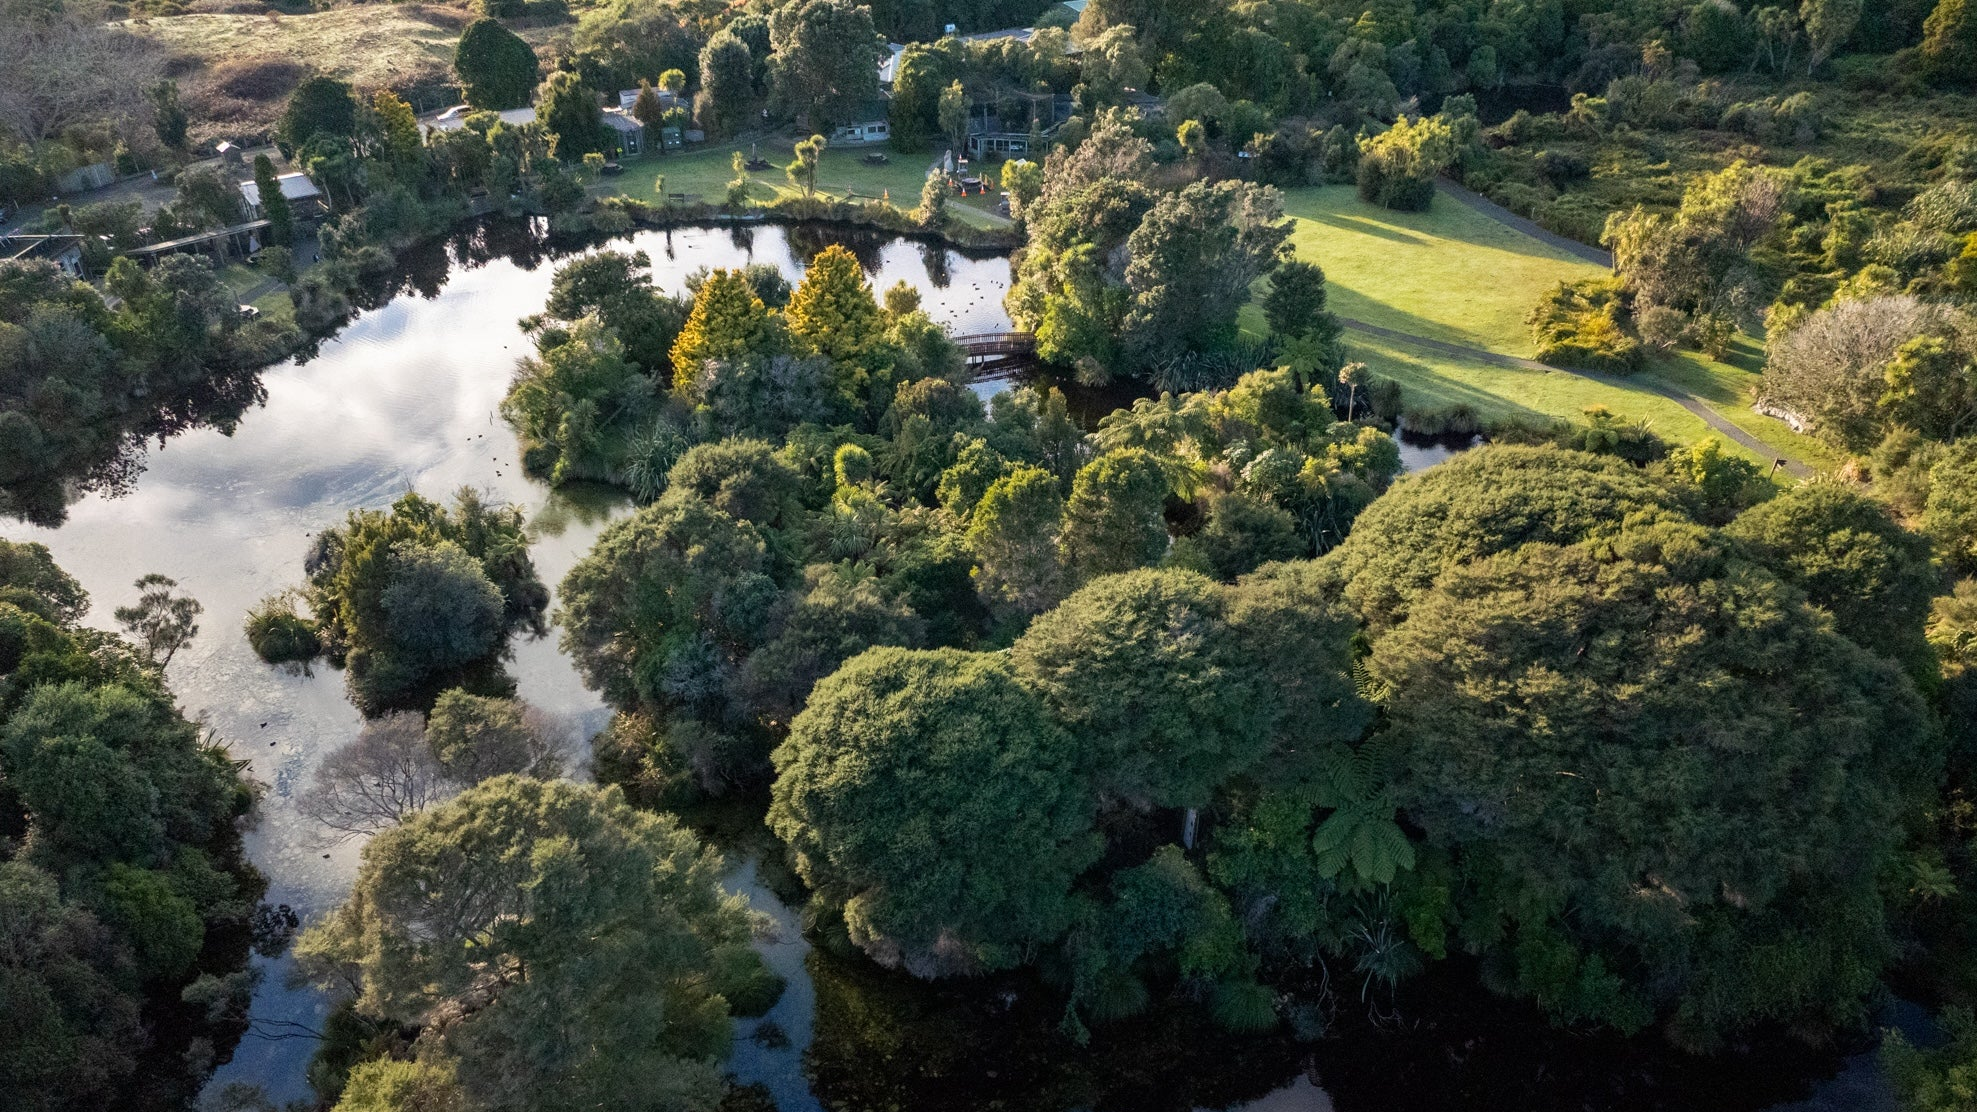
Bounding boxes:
[1924,0,1977,86]
[274,489,547,714]
[1058,448,1170,582]
[454,17,537,111]
[0,541,258,1111]
[1009,569,1275,811]
[537,70,609,161]
[1358,507,1938,1047]
[297,777,763,1112]
[965,464,1070,617]
[769,647,1102,975]
[1095,368,1403,555]
[1320,445,1682,630]
[558,481,777,713]
[1725,482,1944,667]
[1877,433,1977,577]
[765,558,1369,1012]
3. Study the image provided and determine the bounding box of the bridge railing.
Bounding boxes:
[952,331,1038,358]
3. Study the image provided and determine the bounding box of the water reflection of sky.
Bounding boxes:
[0,224,1013,1107]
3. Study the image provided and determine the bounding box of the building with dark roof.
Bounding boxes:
[1,233,86,278]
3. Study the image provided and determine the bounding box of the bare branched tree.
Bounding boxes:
[1762,294,1960,449]
[297,713,449,840]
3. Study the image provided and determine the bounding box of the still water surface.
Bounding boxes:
[1,220,1871,1112]
[5,221,1024,1107]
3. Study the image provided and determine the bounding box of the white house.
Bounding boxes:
[831,115,891,145]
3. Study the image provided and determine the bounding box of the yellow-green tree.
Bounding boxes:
[369,89,422,170]
[786,243,886,407]
[787,244,882,363]
[669,268,776,389]
[786,133,825,196]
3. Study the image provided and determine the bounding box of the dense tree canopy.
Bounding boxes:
[1320,445,1683,630]
[1725,482,1943,667]
[0,541,258,1110]
[1010,570,1268,811]
[297,776,768,1112]
[768,0,885,129]
[1369,525,1937,1045]
[260,489,547,713]
[769,647,1101,975]
[455,18,539,111]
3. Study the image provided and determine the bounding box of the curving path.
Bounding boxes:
[1337,316,1813,478]
[1434,178,1615,267]
[1338,181,1813,477]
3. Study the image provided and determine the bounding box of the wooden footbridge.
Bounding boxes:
[953,331,1038,375]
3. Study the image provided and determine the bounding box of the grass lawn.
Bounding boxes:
[601,142,1013,231]
[1272,185,1608,356]
[1340,333,1759,458]
[217,263,264,295]
[1254,185,1824,465]
[1644,351,1843,470]
[250,288,295,321]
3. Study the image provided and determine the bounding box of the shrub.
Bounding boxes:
[1534,149,1590,185]
[1528,278,1646,373]
[245,591,321,665]
[1356,115,1456,211]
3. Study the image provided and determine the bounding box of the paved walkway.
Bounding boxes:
[1339,316,1812,478]
[1434,178,1615,268]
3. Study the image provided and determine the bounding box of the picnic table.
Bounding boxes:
[862,152,890,165]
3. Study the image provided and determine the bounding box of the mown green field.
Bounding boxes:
[1259,185,1820,465]
[1343,334,1730,446]
[1274,185,1607,355]
[601,142,1013,230]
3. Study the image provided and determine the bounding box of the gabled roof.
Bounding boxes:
[602,110,644,133]
[238,172,321,209]
[879,42,906,84]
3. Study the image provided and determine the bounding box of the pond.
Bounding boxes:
[3,218,1015,1107]
[0,219,1877,1112]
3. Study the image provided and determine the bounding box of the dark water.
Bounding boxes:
[0,220,1881,1112]
[1393,421,1483,472]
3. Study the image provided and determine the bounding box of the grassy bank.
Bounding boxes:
[1343,333,1734,450]
[1275,185,1607,355]
[601,142,1014,231]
